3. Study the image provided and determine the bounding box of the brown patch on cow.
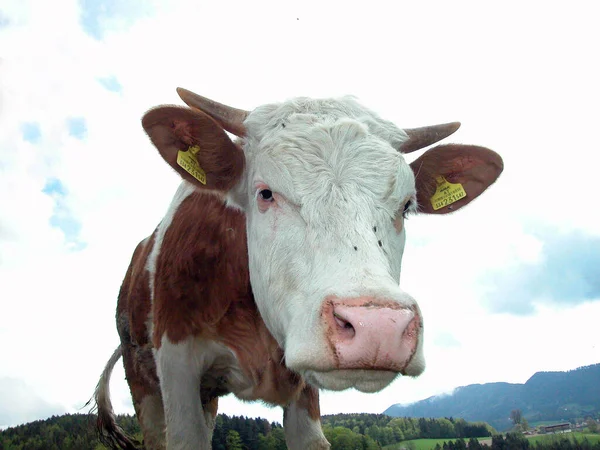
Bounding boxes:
[227,335,304,406]
[296,384,321,421]
[121,345,161,432]
[117,234,161,413]
[119,191,303,410]
[151,192,251,346]
[204,397,219,418]
[117,234,155,348]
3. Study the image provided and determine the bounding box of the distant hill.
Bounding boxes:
[384,363,600,431]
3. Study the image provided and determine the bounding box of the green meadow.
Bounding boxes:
[384,432,600,450]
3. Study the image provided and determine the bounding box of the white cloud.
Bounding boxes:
[0,0,599,430]
[0,378,67,429]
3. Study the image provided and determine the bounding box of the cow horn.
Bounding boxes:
[398,122,461,153]
[176,87,249,137]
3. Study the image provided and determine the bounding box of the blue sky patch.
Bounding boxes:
[67,117,87,140]
[0,12,10,29]
[79,0,153,39]
[49,212,82,241]
[42,178,86,251]
[482,228,600,315]
[98,75,123,93]
[79,0,111,39]
[21,122,41,144]
[42,178,66,197]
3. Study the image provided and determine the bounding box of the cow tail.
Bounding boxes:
[92,346,141,450]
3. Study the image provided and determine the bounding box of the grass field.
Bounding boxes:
[383,432,600,450]
[527,432,600,446]
[383,437,488,450]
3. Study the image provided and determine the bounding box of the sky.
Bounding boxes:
[1,0,599,430]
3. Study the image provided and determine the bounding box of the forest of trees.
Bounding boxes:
[0,412,493,449]
[2,412,598,449]
[322,413,493,443]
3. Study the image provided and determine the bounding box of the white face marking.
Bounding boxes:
[234,97,423,390]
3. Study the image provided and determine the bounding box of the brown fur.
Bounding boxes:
[97,104,319,449]
[296,384,322,421]
[104,191,310,449]
[150,191,304,404]
[142,107,245,192]
[118,234,159,394]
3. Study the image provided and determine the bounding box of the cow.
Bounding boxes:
[92,88,503,450]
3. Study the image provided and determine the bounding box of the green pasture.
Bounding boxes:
[384,432,600,450]
[383,437,488,450]
[527,432,600,446]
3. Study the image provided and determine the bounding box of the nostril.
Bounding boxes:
[333,312,355,339]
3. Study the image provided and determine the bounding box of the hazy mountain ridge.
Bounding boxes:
[384,363,600,431]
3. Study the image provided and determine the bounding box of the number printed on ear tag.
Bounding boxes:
[430,176,466,210]
[177,145,206,185]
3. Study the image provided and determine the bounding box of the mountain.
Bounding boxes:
[384,363,600,431]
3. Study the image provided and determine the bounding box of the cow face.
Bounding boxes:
[240,100,424,392]
[142,91,503,393]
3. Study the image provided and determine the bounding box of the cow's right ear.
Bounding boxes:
[142,106,245,192]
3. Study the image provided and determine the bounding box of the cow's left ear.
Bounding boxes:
[410,144,503,214]
[142,106,245,192]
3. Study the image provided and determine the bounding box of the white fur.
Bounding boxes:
[236,97,424,390]
[283,402,330,450]
[156,337,217,449]
[138,394,167,450]
[155,336,255,450]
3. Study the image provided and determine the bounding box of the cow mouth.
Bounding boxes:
[301,369,399,393]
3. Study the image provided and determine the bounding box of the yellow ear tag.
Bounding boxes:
[430,176,467,211]
[177,145,206,185]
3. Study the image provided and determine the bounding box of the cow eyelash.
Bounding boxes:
[402,199,414,219]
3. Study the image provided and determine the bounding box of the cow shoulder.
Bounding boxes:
[152,191,249,347]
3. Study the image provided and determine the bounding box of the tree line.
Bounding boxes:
[0,412,494,449]
[6,412,598,449]
[322,413,493,443]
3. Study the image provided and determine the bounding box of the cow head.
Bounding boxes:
[142,89,503,393]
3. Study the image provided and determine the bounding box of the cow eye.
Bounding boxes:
[259,189,274,201]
